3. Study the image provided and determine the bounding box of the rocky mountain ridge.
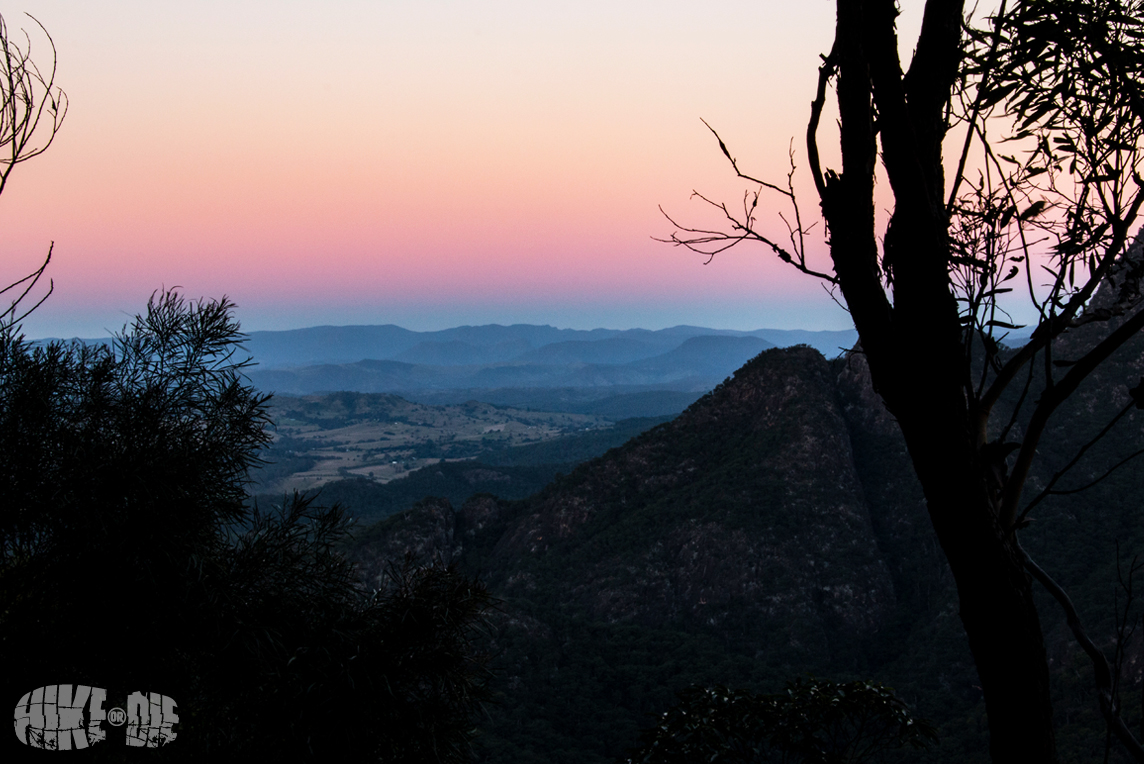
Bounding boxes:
[344,334,1144,762]
[344,345,957,761]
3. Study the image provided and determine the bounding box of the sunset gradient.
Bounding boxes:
[0,1,912,338]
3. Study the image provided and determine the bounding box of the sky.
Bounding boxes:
[0,1,914,339]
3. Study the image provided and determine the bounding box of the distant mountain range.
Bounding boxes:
[239,324,859,413]
[33,322,860,416]
[241,324,858,370]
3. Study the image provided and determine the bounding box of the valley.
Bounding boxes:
[259,392,614,493]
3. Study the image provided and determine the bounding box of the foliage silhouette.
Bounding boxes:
[0,292,493,762]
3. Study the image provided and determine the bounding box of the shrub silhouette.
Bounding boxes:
[0,291,493,762]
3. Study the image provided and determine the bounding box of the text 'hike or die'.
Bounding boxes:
[13,685,178,749]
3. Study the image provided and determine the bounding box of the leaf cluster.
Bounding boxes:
[954,0,1144,345]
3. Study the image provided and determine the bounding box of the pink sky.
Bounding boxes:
[0,1,900,338]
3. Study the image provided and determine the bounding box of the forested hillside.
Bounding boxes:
[342,341,1144,763]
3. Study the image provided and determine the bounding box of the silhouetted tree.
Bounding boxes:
[0,292,493,762]
[664,0,1144,760]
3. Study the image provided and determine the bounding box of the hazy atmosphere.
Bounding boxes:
[0,0,902,339]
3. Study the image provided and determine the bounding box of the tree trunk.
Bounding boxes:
[819,1,1057,759]
[823,1,1061,757]
[895,404,1058,762]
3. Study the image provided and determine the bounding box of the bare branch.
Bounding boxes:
[656,199,837,284]
[1002,304,1144,529]
[0,243,53,330]
[657,135,836,284]
[0,14,67,198]
[701,119,793,198]
[1017,399,1137,521]
[0,14,66,330]
[1019,541,1144,762]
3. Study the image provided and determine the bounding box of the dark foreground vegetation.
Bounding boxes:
[0,294,494,762]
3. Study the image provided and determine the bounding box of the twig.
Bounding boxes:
[1018,540,1144,762]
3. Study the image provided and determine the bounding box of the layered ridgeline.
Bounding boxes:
[342,341,1144,763]
[245,324,858,416]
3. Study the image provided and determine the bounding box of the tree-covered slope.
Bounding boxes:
[345,339,1144,763]
[345,347,921,762]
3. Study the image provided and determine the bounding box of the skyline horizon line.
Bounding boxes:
[22,316,862,343]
